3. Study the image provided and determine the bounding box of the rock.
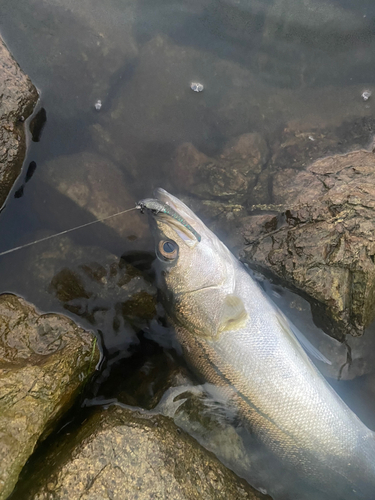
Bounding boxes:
[241,215,278,244]
[18,235,156,352]
[104,349,192,409]
[241,150,375,339]
[13,406,269,500]
[172,133,269,204]
[269,120,375,174]
[0,36,38,208]
[40,151,148,242]
[270,128,342,172]
[49,253,157,333]
[0,294,99,500]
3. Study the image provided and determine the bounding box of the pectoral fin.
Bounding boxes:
[218,295,248,334]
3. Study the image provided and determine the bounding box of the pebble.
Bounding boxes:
[190,82,204,92]
[361,90,371,102]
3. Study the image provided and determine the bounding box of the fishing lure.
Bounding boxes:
[136,198,201,242]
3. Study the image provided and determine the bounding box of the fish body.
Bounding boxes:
[141,188,375,500]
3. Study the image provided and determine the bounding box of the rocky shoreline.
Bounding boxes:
[2,5,375,497]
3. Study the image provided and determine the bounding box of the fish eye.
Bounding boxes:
[158,240,179,261]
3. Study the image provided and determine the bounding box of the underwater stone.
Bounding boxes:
[172,133,269,204]
[361,90,371,102]
[190,82,204,92]
[40,151,149,242]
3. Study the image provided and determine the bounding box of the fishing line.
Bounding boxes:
[0,206,138,257]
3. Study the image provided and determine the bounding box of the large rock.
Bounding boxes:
[12,406,269,500]
[241,149,375,339]
[0,36,38,208]
[0,294,99,500]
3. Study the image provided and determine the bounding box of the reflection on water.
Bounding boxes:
[1,0,375,498]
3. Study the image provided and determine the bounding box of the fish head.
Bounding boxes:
[140,189,246,339]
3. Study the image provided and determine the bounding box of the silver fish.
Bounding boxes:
[139,188,375,500]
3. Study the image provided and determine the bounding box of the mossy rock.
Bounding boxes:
[0,294,99,500]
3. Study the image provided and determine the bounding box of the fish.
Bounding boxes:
[139,188,375,500]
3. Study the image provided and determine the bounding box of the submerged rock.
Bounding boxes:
[172,133,269,204]
[13,405,269,500]
[17,235,157,353]
[0,36,38,208]
[0,294,99,500]
[241,149,375,339]
[49,254,157,331]
[40,151,148,242]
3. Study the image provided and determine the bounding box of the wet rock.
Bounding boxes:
[110,349,192,409]
[172,133,269,204]
[340,327,375,381]
[270,128,340,171]
[0,36,38,208]
[21,235,157,352]
[242,150,375,339]
[269,120,375,174]
[40,151,148,242]
[0,294,99,500]
[50,255,157,330]
[250,165,273,206]
[14,405,268,500]
[90,123,138,178]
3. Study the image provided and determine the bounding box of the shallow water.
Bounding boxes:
[1,0,375,498]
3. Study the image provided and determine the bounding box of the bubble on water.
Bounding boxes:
[361,90,371,102]
[94,99,102,111]
[190,82,204,92]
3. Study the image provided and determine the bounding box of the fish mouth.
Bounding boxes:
[137,188,202,244]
